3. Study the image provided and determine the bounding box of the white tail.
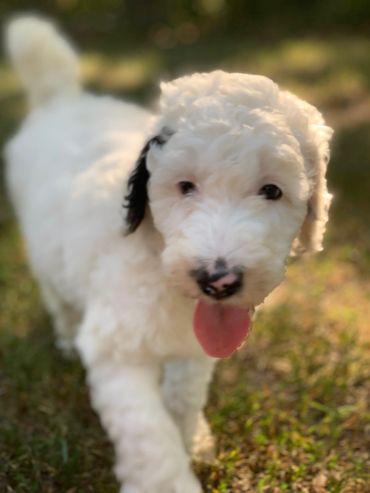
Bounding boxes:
[5,15,80,106]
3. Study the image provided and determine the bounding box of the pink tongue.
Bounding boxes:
[193,301,251,358]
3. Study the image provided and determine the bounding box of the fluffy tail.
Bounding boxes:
[5,15,80,106]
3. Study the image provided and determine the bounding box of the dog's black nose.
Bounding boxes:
[193,264,243,300]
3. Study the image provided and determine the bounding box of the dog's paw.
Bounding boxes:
[192,414,216,464]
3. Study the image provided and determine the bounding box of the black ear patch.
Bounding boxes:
[124,128,173,234]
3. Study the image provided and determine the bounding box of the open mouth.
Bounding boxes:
[193,300,252,358]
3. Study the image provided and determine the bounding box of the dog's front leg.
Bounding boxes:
[87,361,203,493]
[162,358,216,462]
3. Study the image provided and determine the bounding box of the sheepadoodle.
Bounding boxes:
[4,16,333,493]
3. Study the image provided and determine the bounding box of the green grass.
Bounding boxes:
[1,34,370,492]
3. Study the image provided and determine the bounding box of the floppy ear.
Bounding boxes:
[295,123,333,254]
[124,128,173,234]
[282,92,333,255]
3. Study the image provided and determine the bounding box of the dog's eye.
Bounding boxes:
[258,184,283,200]
[178,181,197,196]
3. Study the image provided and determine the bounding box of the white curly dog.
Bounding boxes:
[4,16,332,493]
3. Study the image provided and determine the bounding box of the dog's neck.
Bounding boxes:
[125,211,165,259]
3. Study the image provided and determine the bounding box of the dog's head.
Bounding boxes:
[124,71,332,357]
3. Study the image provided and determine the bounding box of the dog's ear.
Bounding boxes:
[124,127,173,234]
[282,92,333,255]
[295,128,333,254]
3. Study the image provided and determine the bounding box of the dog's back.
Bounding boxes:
[4,16,154,307]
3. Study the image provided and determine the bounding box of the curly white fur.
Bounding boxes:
[4,16,333,493]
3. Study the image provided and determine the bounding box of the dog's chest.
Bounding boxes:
[138,284,204,359]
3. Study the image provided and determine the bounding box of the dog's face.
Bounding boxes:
[125,72,332,312]
[146,119,308,309]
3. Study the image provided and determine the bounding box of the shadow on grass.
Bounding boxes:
[330,122,370,208]
[327,122,370,274]
[0,320,117,493]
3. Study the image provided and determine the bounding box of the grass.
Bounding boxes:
[1,33,370,492]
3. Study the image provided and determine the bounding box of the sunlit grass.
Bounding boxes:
[82,51,162,91]
[226,37,370,109]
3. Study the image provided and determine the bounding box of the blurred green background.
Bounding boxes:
[1,1,370,492]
